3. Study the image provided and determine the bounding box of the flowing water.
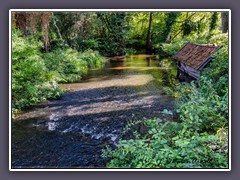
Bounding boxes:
[11,55,177,169]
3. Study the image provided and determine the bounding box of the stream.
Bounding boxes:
[11,54,177,168]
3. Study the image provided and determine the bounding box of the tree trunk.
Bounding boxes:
[53,15,63,40]
[26,12,38,35]
[146,12,153,54]
[221,12,228,33]
[41,12,53,51]
[15,12,27,37]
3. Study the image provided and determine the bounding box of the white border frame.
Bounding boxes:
[9,9,231,171]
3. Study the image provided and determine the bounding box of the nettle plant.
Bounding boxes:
[102,118,228,168]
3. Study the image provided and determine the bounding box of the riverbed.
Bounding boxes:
[11,55,177,168]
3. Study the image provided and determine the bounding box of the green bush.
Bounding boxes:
[12,29,106,115]
[103,119,228,168]
[177,81,228,132]
[43,48,88,83]
[103,31,229,169]
[12,29,63,113]
[79,49,106,69]
[177,34,228,132]
[43,48,106,83]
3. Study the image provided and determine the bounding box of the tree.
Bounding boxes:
[221,12,228,33]
[26,12,38,35]
[181,12,198,36]
[146,12,153,54]
[161,12,179,42]
[40,12,52,51]
[15,12,27,37]
[209,12,218,33]
[97,12,127,56]
[14,12,52,51]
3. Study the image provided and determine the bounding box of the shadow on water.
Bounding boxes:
[11,54,178,168]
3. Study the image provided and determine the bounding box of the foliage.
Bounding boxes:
[177,80,228,133]
[160,12,179,42]
[102,16,228,168]
[14,12,222,55]
[49,12,130,56]
[50,12,98,51]
[96,12,127,56]
[209,12,218,33]
[161,32,208,56]
[12,29,106,114]
[126,12,167,51]
[176,32,228,132]
[43,48,88,83]
[102,119,228,168]
[12,12,229,168]
[14,12,53,51]
[162,82,191,98]
[12,29,63,112]
[161,29,227,56]
[79,49,107,68]
[43,48,106,83]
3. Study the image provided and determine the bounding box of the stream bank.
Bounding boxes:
[12,54,177,168]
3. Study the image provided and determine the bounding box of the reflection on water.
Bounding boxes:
[80,54,177,87]
[11,54,177,168]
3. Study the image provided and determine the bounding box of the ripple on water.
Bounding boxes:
[47,122,58,131]
[12,55,177,168]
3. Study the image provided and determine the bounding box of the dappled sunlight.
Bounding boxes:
[12,10,229,169]
[66,94,160,117]
[106,66,172,70]
[60,74,155,91]
[13,53,177,168]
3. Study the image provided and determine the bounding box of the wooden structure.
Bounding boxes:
[172,42,222,82]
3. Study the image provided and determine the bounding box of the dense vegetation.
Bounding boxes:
[12,11,229,168]
[102,40,229,168]
[12,16,106,114]
[101,12,229,168]
[12,29,62,114]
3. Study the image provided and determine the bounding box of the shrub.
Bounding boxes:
[12,29,63,113]
[43,48,88,83]
[43,48,106,83]
[79,49,106,69]
[103,31,229,169]
[103,119,228,168]
[176,80,228,132]
[12,28,106,116]
[161,33,208,56]
[177,34,228,132]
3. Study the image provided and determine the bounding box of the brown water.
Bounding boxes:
[11,55,177,168]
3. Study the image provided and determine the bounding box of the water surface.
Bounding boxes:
[12,55,177,168]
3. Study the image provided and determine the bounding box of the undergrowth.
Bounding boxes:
[12,29,106,116]
[102,31,229,168]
